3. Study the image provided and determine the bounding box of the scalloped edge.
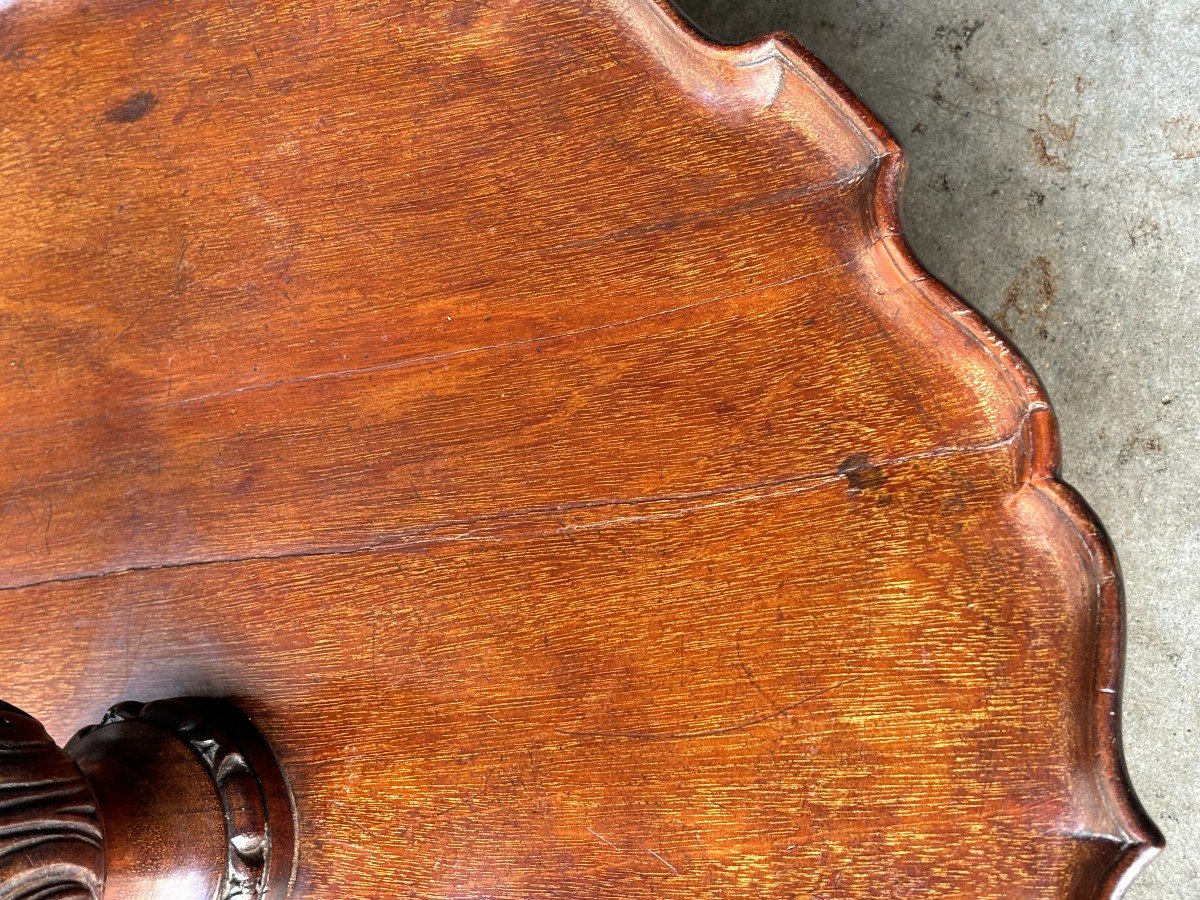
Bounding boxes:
[641,1,1164,895]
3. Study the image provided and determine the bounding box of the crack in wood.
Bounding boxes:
[0,407,1034,594]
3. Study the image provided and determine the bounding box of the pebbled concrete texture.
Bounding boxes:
[673,1,1198,896]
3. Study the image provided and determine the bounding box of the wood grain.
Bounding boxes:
[0,703,104,899]
[0,0,1161,895]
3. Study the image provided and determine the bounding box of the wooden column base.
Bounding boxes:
[0,698,296,900]
[65,699,297,900]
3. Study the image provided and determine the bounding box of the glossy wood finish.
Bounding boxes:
[0,698,295,899]
[0,0,1161,896]
[0,702,104,898]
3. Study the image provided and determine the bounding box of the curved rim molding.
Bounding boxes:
[642,0,1164,893]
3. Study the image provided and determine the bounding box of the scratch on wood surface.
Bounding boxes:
[535,169,871,255]
[173,237,190,296]
[0,260,854,445]
[735,655,780,707]
[586,826,618,850]
[42,498,52,556]
[552,674,864,742]
[646,848,678,875]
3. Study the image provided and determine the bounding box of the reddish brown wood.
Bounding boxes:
[0,698,295,899]
[0,0,1161,896]
[0,703,104,898]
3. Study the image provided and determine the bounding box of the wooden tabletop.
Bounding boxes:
[0,0,1160,895]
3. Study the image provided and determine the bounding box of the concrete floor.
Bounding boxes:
[672,2,1198,896]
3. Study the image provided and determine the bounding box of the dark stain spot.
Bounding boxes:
[1128,217,1161,248]
[1032,133,1055,167]
[1028,190,1046,208]
[1163,116,1200,160]
[1117,431,1165,466]
[912,122,927,135]
[105,90,158,124]
[934,19,986,60]
[3,43,28,65]
[447,0,483,29]
[941,495,967,515]
[0,20,31,66]
[837,453,888,496]
[997,256,1056,336]
[1031,78,1083,169]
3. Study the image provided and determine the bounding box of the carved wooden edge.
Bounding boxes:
[638,1,1164,894]
[0,702,104,899]
[67,699,299,900]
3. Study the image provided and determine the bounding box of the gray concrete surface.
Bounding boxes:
[673,1,1198,895]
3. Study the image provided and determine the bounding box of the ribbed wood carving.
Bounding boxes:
[0,702,103,900]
